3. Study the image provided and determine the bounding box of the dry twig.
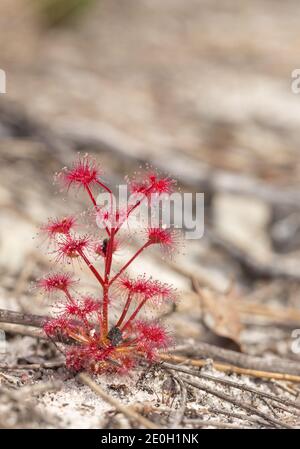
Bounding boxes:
[0,309,46,328]
[0,322,46,339]
[0,360,64,371]
[2,313,300,382]
[181,376,292,429]
[201,405,271,428]
[168,373,187,428]
[164,341,300,376]
[160,353,300,383]
[163,362,300,412]
[182,419,254,429]
[3,308,300,375]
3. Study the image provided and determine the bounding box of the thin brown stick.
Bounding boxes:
[168,373,187,428]
[77,372,159,429]
[3,308,300,376]
[2,317,300,384]
[260,397,281,418]
[264,396,297,417]
[181,376,292,429]
[167,341,300,376]
[182,419,254,429]
[159,353,300,383]
[0,323,47,339]
[0,309,47,328]
[271,380,298,397]
[162,362,300,412]
[0,360,64,371]
[202,405,271,428]
[17,381,63,397]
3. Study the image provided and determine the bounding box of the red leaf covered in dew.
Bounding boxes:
[61,154,101,190]
[37,272,77,294]
[38,154,179,375]
[55,235,92,262]
[147,227,174,247]
[135,321,172,355]
[43,316,75,338]
[41,216,76,239]
[63,296,101,319]
[130,172,176,197]
[146,227,181,257]
[117,275,176,305]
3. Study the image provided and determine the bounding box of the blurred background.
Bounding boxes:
[1,0,300,358]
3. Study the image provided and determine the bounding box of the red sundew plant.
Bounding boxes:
[38,154,178,375]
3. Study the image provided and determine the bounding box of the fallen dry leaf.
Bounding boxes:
[193,278,244,351]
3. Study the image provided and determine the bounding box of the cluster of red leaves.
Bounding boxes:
[38,154,178,375]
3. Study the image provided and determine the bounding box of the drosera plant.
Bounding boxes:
[37,154,179,375]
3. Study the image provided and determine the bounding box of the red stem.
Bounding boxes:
[121,297,148,331]
[96,180,114,227]
[78,249,105,288]
[96,180,113,198]
[90,181,114,336]
[102,285,109,336]
[65,289,75,304]
[85,185,97,208]
[86,184,111,236]
[115,292,133,328]
[109,241,150,286]
[102,228,116,335]
[115,184,154,235]
[105,229,115,277]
